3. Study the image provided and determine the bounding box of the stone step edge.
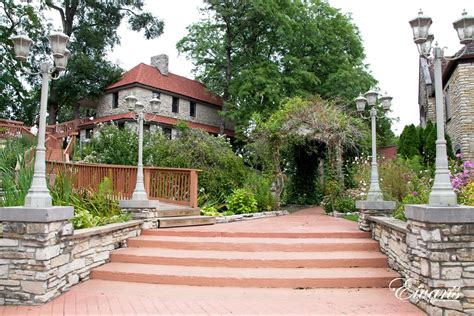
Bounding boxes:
[110,253,388,268]
[141,230,371,239]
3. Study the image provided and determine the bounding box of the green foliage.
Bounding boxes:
[398,124,419,159]
[333,196,356,213]
[244,173,275,212]
[0,137,35,206]
[344,213,359,222]
[83,123,138,165]
[0,0,45,122]
[83,124,273,210]
[248,96,368,205]
[399,121,455,164]
[178,0,376,131]
[321,179,342,213]
[459,182,474,206]
[226,188,257,214]
[50,173,130,229]
[1,1,164,123]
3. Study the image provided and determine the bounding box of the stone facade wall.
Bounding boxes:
[405,219,474,315]
[369,217,410,279]
[95,86,233,131]
[445,62,474,161]
[0,220,141,305]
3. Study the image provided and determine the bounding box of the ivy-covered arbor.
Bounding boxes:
[248,96,368,205]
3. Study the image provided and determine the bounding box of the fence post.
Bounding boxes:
[189,170,198,208]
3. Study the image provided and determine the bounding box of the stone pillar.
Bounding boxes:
[0,206,73,305]
[356,200,396,232]
[119,200,160,230]
[121,208,159,229]
[404,204,474,315]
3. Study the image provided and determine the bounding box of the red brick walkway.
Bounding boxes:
[0,207,423,315]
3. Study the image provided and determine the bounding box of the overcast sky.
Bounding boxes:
[52,0,472,135]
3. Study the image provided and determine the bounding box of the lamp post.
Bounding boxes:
[10,31,70,208]
[118,96,161,208]
[355,90,393,201]
[409,9,474,206]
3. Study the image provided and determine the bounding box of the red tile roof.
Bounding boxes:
[106,63,223,107]
[78,112,234,137]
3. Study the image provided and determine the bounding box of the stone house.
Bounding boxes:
[418,43,474,161]
[79,54,233,145]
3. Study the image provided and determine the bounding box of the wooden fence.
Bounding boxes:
[46,117,89,137]
[0,123,35,140]
[46,161,200,208]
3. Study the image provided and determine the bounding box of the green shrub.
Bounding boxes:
[84,124,273,209]
[0,137,35,207]
[333,196,356,213]
[50,174,130,229]
[244,173,275,211]
[459,182,474,206]
[226,188,257,214]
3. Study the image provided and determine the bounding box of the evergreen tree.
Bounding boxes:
[398,124,419,158]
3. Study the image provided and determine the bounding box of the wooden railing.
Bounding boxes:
[46,162,200,208]
[46,117,89,137]
[0,123,35,140]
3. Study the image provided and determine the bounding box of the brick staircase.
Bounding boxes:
[91,228,401,288]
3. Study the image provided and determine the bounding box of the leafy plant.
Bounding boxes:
[226,188,257,214]
[334,196,356,213]
[244,173,275,211]
[50,173,130,229]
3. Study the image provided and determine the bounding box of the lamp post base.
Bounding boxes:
[428,190,458,207]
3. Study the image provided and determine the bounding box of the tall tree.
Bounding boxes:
[178,0,376,133]
[0,0,45,124]
[42,0,165,124]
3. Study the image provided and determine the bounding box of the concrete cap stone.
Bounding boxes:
[405,204,474,223]
[119,199,161,209]
[0,206,74,222]
[356,200,397,210]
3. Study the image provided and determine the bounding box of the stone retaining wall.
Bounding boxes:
[0,220,141,305]
[368,216,410,279]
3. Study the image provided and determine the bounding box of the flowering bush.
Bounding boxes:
[451,157,474,206]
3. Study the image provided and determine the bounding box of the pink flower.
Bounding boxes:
[412,191,418,196]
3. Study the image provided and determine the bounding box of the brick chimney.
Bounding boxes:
[150,54,169,76]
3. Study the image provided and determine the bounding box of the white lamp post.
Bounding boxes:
[10,32,70,208]
[119,96,162,209]
[355,90,392,201]
[0,31,73,224]
[409,9,474,206]
[355,90,396,231]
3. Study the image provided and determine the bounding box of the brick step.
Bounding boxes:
[157,216,215,228]
[127,236,379,252]
[91,263,400,288]
[111,247,388,268]
[142,229,371,239]
[155,208,200,218]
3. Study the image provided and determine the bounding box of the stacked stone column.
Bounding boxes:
[356,200,396,232]
[404,205,474,315]
[0,206,73,305]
